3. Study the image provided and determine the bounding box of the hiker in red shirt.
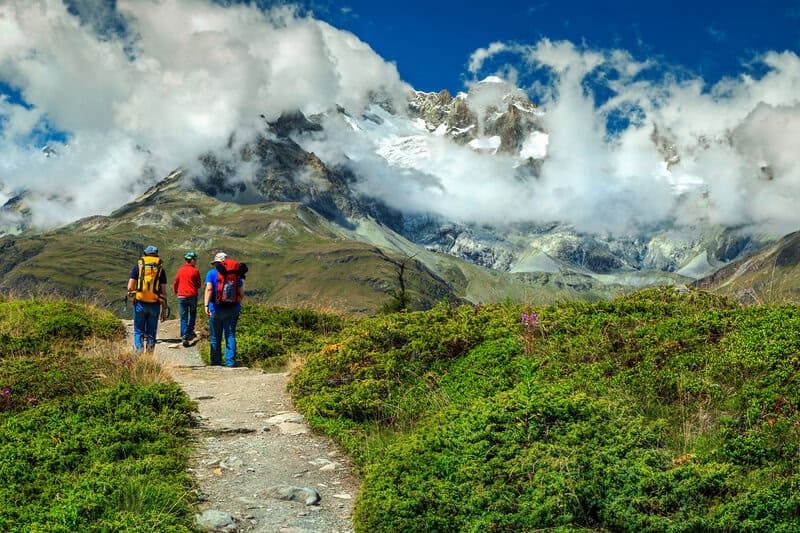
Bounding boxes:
[173,251,202,347]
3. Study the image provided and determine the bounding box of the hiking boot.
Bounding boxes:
[182,339,190,347]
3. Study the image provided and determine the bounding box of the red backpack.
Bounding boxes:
[215,258,243,306]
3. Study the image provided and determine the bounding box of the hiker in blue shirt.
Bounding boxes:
[127,245,168,353]
[203,252,244,367]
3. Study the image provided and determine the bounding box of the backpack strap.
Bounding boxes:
[135,257,146,292]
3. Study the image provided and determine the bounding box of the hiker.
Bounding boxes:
[204,252,245,367]
[127,245,168,353]
[173,251,202,347]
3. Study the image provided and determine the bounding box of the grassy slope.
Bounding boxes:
[0,179,620,315]
[0,185,454,314]
[695,230,800,305]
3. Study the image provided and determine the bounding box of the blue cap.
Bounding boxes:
[144,245,158,255]
[184,251,197,260]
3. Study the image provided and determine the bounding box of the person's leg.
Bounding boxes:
[208,312,223,365]
[185,296,198,338]
[143,302,159,353]
[222,307,239,367]
[178,298,189,339]
[132,302,145,352]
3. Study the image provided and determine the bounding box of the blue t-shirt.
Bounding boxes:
[205,269,243,313]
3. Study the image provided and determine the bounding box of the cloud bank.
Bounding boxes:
[462,39,800,234]
[0,0,407,228]
[0,0,798,239]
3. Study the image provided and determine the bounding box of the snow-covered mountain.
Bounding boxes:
[0,77,778,287]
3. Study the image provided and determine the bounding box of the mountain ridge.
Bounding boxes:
[0,173,621,314]
[1,80,791,306]
[693,230,800,304]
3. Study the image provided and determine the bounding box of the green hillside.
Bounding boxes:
[3,286,799,531]
[0,177,618,315]
[695,230,800,306]
[0,298,196,530]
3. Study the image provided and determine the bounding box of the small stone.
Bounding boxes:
[264,485,321,505]
[195,509,236,531]
[265,413,305,425]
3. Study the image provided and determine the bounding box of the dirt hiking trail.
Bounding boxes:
[124,318,359,533]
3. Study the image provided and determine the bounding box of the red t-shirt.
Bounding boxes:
[173,263,202,298]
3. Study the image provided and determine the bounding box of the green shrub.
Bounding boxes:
[290,287,800,532]
[0,300,123,357]
[200,304,345,368]
[0,298,195,531]
[291,302,514,425]
[0,353,100,412]
[0,383,195,531]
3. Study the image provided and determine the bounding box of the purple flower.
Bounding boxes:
[521,312,539,328]
[1,387,10,397]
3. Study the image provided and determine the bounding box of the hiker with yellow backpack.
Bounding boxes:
[127,245,168,353]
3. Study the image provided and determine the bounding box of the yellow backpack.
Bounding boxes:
[135,256,163,303]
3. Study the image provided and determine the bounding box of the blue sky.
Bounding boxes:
[309,0,800,94]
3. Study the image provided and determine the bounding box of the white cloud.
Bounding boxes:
[456,38,800,235]
[468,42,511,74]
[0,0,408,229]
[0,0,798,240]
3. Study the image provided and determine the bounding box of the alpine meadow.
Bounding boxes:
[1,0,800,531]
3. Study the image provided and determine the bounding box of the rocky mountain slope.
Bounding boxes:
[1,78,787,305]
[694,230,800,304]
[0,172,619,314]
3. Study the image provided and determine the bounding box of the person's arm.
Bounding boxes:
[237,282,244,304]
[127,265,137,294]
[204,282,214,316]
[159,270,168,321]
[173,269,180,295]
[193,270,202,296]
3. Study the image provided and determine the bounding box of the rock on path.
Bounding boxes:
[124,319,359,532]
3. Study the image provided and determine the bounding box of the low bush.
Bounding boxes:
[0,299,123,357]
[0,383,196,531]
[291,287,800,532]
[200,304,345,369]
[0,353,100,412]
[0,298,196,531]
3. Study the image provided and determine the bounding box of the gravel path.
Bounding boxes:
[124,318,359,532]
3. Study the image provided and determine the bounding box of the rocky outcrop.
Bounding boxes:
[484,99,542,154]
[409,90,478,144]
[409,81,543,156]
[189,113,368,222]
